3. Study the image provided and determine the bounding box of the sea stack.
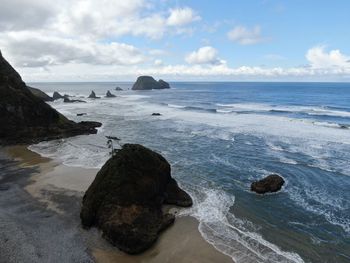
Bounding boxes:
[80,144,192,254]
[0,51,101,144]
[106,90,116,98]
[52,91,66,100]
[88,90,100,99]
[132,76,170,90]
[251,174,285,194]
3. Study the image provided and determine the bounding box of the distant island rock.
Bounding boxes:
[132,76,170,90]
[152,113,162,116]
[27,86,53,102]
[106,90,116,98]
[88,90,100,99]
[0,50,101,145]
[80,144,192,254]
[251,174,285,194]
[115,87,123,91]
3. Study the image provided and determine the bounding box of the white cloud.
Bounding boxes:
[227,25,264,45]
[154,59,163,66]
[0,32,146,67]
[306,46,350,69]
[166,7,201,27]
[185,46,225,65]
[0,0,202,69]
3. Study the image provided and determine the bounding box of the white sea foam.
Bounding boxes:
[288,186,350,234]
[180,187,304,263]
[167,103,186,109]
[215,103,350,118]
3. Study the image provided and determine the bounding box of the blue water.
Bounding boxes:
[29,82,350,263]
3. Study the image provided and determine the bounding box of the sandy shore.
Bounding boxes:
[0,145,233,263]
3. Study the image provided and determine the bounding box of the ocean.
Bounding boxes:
[29,82,350,263]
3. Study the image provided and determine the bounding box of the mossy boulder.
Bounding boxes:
[81,144,192,254]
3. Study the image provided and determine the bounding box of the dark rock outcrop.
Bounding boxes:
[152,113,162,116]
[88,91,100,99]
[251,174,285,194]
[81,144,192,254]
[132,76,171,90]
[77,113,87,116]
[63,98,86,103]
[27,86,53,102]
[106,90,116,98]
[0,51,101,145]
[115,87,123,91]
[52,91,67,100]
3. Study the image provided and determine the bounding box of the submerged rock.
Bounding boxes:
[88,91,100,99]
[77,113,87,116]
[132,76,171,90]
[63,98,86,103]
[80,144,192,254]
[251,174,285,194]
[152,113,162,116]
[27,86,53,102]
[115,87,123,91]
[106,90,116,98]
[0,51,101,145]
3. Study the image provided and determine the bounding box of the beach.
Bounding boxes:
[0,145,233,263]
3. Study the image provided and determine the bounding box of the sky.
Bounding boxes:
[0,0,350,82]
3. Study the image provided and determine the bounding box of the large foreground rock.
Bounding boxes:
[132,76,170,90]
[0,51,101,145]
[81,144,192,254]
[251,174,285,194]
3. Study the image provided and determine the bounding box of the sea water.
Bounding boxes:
[29,82,350,263]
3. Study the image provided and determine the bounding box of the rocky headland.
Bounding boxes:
[27,86,53,102]
[0,51,101,145]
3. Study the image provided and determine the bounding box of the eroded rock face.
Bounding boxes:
[80,144,192,254]
[251,174,285,194]
[0,51,101,145]
[132,76,171,90]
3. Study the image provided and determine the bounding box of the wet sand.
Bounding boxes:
[1,145,233,263]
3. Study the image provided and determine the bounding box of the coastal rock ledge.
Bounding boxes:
[251,174,285,194]
[80,144,192,254]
